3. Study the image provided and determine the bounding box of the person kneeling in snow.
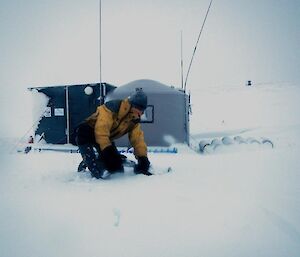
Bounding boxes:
[75,88,152,179]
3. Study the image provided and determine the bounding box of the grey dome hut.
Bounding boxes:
[105,79,190,147]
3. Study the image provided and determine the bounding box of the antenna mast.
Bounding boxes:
[183,0,213,92]
[181,31,184,90]
[99,0,104,104]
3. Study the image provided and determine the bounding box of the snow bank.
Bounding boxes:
[31,89,50,136]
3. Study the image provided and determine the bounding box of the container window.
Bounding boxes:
[141,105,154,123]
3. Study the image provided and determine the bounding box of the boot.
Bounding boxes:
[77,160,87,172]
[78,144,110,179]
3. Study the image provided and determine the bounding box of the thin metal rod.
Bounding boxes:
[181,31,184,90]
[99,0,104,104]
[66,86,70,144]
[184,0,213,92]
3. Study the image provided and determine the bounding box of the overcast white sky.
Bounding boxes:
[0,0,299,137]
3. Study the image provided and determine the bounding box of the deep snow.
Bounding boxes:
[1,83,300,257]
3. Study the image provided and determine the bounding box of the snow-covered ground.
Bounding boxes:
[1,83,300,257]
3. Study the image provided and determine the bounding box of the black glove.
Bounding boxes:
[101,145,123,173]
[134,156,152,176]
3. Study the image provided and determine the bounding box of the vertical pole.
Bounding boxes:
[181,31,184,91]
[65,86,70,144]
[99,0,104,104]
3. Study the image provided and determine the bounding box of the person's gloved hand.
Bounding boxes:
[101,145,123,172]
[134,156,152,176]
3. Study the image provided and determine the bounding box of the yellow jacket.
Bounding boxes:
[86,99,147,157]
